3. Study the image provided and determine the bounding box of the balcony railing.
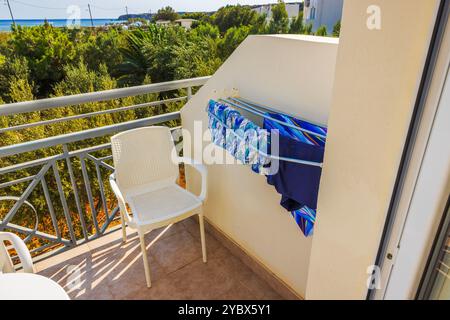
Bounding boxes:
[0,76,210,262]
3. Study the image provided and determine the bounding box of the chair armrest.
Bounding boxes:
[0,232,34,273]
[178,157,208,202]
[109,174,131,223]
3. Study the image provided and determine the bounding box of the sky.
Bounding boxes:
[1,0,273,20]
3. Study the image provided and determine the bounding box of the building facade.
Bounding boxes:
[303,0,344,33]
[252,2,303,20]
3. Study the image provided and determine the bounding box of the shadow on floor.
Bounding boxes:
[36,217,282,300]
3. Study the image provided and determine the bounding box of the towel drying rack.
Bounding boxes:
[219,98,327,139]
[231,97,326,128]
[207,99,325,168]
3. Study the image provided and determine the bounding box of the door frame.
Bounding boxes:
[369,0,450,300]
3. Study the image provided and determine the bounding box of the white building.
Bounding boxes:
[303,0,344,33]
[174,19,197,30]
[155,20,171,27]
[252,2,302,20]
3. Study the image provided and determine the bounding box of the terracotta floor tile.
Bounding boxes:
[145,222,186,242]
[181,216,201,238]
[149,230,203,274]
[36,226,286,300]
[161,258,237,300]
[218,283,260,300]
[34,244,90,273]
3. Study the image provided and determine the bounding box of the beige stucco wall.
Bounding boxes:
[305,0,440,299]
[180,35,339,297]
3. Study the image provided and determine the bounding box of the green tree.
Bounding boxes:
[116,24,222,87]
[191,23,220,40]
[315,25,328,36]
[0,56,35,103]
[250,13,268,34]
[303,23,313,35]
[212,5,257,34]
[268,1,289,34]
[52,61,116,95]
[289,12,304,34]
[173,37,222,79]
[115,26,167,86]
[182,12,211,23]
[218,26,250,60]
[8,77,34,103]
[152,6,180,22]
[142,27,185,84]
[9,23,78,97]
[332,20,341,37]
[81,29,125,74]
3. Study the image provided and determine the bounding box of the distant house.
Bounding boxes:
[252,2,303,21]
[175,19,197,30]
[155,20,171,27]
[130,21,144,28]
[303,0,344,34]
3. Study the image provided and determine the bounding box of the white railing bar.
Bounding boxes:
[0,124,182,172]
[4,222,70,245]
[0,143,112,174]
[0,76,210,116]
[98,161,115,171]
[0,96,187,134]
[0,175,36,189]
[0,112,181,158]
[68,143,112,157]
[97,155,113,161]
[0,155,60,174]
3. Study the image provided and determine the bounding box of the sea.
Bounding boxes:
[0,19,126,32]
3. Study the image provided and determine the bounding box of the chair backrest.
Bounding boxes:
[111,126,179,194]
[0,232,34,274]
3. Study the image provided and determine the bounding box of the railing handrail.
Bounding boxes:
[0,111,180,158]
[0,76,210,116]
[0,96,187,134]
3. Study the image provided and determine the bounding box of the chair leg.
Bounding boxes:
[198,214,207,263]
[120,212,127,243]
[138,231,152,288]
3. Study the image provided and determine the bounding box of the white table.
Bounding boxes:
[0,273,70,300]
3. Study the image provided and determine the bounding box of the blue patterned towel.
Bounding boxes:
[207,100,270,171]
[264,111,327,237]
[207,99,323,237]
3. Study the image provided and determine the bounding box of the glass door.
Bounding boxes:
[418,196,450,299]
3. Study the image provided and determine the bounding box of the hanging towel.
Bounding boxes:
[264,125,325,211]
[264,112,327,147]
[207,100,324,237]
[292,206,316,237]
[251,127,271,175]
[208,101,226,148]
[264,112,326,237]
[207,100,271,171]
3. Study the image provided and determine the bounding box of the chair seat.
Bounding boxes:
[126,183,202,225]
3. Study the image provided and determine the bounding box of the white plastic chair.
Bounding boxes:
[0,232,34,274]
[109,126,207,288]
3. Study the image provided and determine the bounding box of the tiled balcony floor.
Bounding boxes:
[35,217,283,300]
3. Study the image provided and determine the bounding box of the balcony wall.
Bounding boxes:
[180,35,339,297]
